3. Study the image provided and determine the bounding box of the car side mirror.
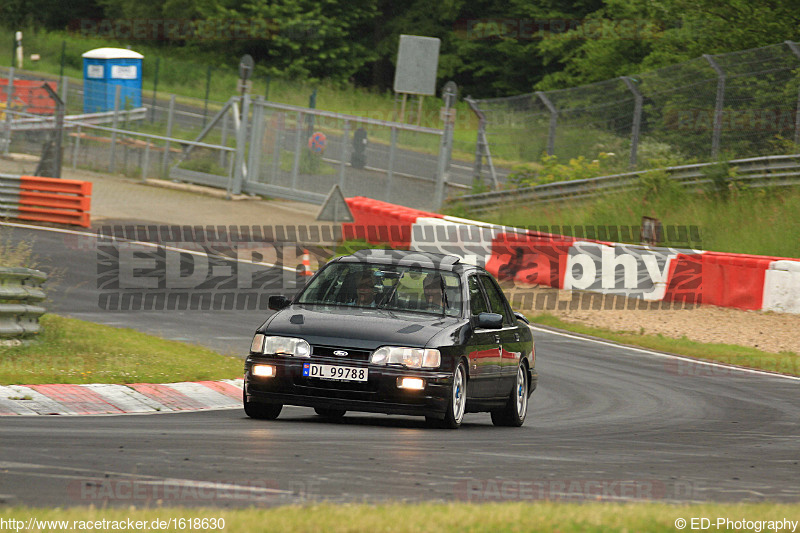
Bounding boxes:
[268,295,291,311]
[477,312,503,329]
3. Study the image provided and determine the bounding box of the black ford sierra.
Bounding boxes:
[243,249,536,428]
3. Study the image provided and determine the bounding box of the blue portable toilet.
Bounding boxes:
[82,48,143,113]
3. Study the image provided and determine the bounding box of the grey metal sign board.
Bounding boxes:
[393,35,440,96]
[316,184,354,222]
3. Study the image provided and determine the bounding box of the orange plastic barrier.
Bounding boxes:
[17,176,92,228]
[343,197,443,248]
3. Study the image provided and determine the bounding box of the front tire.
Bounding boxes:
[243,391,282,420]
[437,361,467,429]
[491,364,528,427]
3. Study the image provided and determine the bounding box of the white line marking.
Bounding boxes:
[530,325,800,382]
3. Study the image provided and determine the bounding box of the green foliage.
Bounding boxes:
[470,177,492,195]
[0,230,37,268]
[468,178,800,257]
[179,157,227,176]
[278,148,336,176]
[700,161,738,199]
[637,169,685,204]
[507,152,620,187]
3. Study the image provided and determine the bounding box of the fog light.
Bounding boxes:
[252,364,276,378]
[398,377,425,390]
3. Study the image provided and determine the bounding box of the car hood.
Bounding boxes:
[262,304,462,350]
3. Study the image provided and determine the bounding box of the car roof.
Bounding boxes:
[337,249,480,274]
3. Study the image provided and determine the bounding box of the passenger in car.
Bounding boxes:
[356,272,378,307]
[423,273,445,311]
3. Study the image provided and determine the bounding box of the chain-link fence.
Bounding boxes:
[1,63,462,210]
[471,41,800,173]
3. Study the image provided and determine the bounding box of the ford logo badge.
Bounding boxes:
[333,350,348,357]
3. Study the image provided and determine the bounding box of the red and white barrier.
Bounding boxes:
[342,196,800,314]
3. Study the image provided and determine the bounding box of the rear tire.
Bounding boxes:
[491,364,528,427]
[243,391,282,420]
[439,361,467,429]
[314,407,346,419]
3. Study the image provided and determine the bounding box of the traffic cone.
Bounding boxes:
[300,249,313,276]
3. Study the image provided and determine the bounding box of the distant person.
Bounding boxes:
[423,274,445,311]
[356,273,377,307]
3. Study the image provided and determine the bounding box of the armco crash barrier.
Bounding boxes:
[0,267,47,338]
[339,198,800,314]
[0,174,92,228]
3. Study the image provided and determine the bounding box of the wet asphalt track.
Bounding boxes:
[0,224,798,507]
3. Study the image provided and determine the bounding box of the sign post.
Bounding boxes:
[317,184,354,256]
[393,35,440,124]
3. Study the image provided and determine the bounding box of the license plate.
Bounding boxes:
[302,363,368,382]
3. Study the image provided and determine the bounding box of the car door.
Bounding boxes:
[479,275,524,397]
[465,274,502,398]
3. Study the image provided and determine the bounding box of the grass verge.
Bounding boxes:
[1,502,799,532]
[529,313,799,376]
[0,314,242,385]
[449,184,800,258]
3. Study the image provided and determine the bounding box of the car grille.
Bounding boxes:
[312,345,372,361]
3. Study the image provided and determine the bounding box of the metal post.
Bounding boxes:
[3,67,14,156]
[231,94,250,196]
[151,57,160,123]
[43,83,65,179]
[339,119,350,189]
[72,125,81,168]
[61,77,68,112]
[219,109,229,168]
[247,97,264,185]
[203,65,212,127]
[109,85,121,172]
[271,113,282,184]
[704,54,725,159]
[536,91,558,156]
[794,86,800,148]
[142,139,151,181]
[622,76,643,169]
[291,111,303,190]
[434,83,457,209]
[784,42,800,146]
[385,125,397,200]
[59,40,66,78]
[474,122,484,179]
[161,94,175,179]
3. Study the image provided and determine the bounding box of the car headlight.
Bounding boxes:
[251,334,311,357]
[370,347,441,369]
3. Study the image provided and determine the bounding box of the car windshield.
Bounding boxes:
[296,262,462,317]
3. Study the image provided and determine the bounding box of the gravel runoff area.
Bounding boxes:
[511,285,800,356]
[2,155,799,358]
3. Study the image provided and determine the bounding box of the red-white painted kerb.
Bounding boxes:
[0,379,243,416]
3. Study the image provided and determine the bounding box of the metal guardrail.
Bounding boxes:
[448,153,800,213]
[7,107,147,132]
[0,267,47,338]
